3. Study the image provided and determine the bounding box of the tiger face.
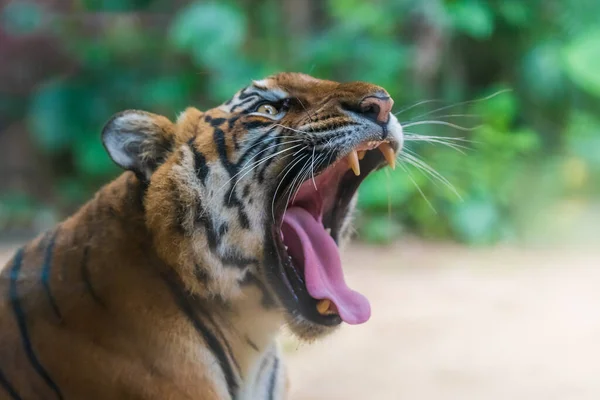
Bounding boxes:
[102,73,402,340]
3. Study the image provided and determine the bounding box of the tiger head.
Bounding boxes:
[102,73,403,340]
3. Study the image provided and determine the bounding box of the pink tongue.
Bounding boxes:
[281,207,371,325]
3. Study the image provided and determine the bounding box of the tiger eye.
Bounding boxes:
[257,104,278,115]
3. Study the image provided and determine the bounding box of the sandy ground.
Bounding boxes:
[285,241,600,400]
[2,240,599,399]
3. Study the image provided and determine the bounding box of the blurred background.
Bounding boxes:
[1,0,599,399]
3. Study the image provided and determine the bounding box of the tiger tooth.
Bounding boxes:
[347,150,361,176]
[358,150,366,160]
[316,299,332,315]
[378,142,396,170]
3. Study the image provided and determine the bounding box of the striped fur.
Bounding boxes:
[0,73,401,399]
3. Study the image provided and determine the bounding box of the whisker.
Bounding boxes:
[271,151,308,221]
[394,99,445,116]
[227,146,300,203]
[399,151,444,190]
[289,150,329,208]
[403,133,475,143]
[287,156,315,209]
[398,162,437,214]
[384,168,392,221]
[405,113,480,123]
[272,124,313,135]
[399,151,462,200]
[310,147,317,190]
[407,89,511,121]
[403,133,470,153]
[218,142,303,195]
[236,133,299,144]
[401,120,482,131]
[282,152,313,210]
[295,97,315,123]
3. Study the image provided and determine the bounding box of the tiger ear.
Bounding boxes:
[102,110,175,181]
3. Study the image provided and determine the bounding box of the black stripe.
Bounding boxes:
[220,254,257,269]
[9,248,64,400]
[252,82,268,90]
[196,204,252,269]
[268,356,279,400]
[245,337,259,352]
[195,309,242,375]
[188,139,210,185]
[40,230,62,320]
[214,127,236,176]
[195,200,219,251]
[81,246,105,307]
[241,273,276,309]
[207,117,226,127]
[214,126,251,230]
[254,352,271,389]
[227,116,240,130]
[237,209,250,229]
[242,185,251,199]
[227,116,242,151]
[237,87,255,100]
[232,131,240,152]
[240,119,273,131]
[218,223,228,236]
[0,367,21,400]
[194,264,210,284]
[221,189,250,229]
[236,129,276,168]
[162,273,238,399]
[256,137,282,184]
[230,96,259,112]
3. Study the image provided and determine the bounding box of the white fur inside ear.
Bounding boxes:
[102,111,159,179]
[103,130,143,171]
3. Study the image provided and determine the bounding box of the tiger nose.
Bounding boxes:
[359,96,394,124]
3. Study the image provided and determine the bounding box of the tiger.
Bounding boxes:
[0,72,402,400]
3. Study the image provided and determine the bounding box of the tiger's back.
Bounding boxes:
[0,174,246,399]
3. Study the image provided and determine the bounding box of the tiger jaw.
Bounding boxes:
[265,129,402,332]
[346,141,397,176]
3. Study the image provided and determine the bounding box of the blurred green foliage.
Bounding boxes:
[1,0,599,244]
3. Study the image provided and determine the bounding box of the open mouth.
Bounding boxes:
[266,140,398,327]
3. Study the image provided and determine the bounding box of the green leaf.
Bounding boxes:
[55,178,88,206]
[140,76,191,112]
[170,2,246,69]
[328,0,396,35]
[563,30,600,97]
[208,61,272,102]
[73,135,119,178]
[447,0,494,39]
[81,0,153,12]
[358,168,414,211]
[0,1,44,36]
[497,1,530,27]
[472,87,517,130]
[565,111,600,169]
[28,81,80,152]
[522,43,566,102]
[359,215,403,244]
[450,199,500,244]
